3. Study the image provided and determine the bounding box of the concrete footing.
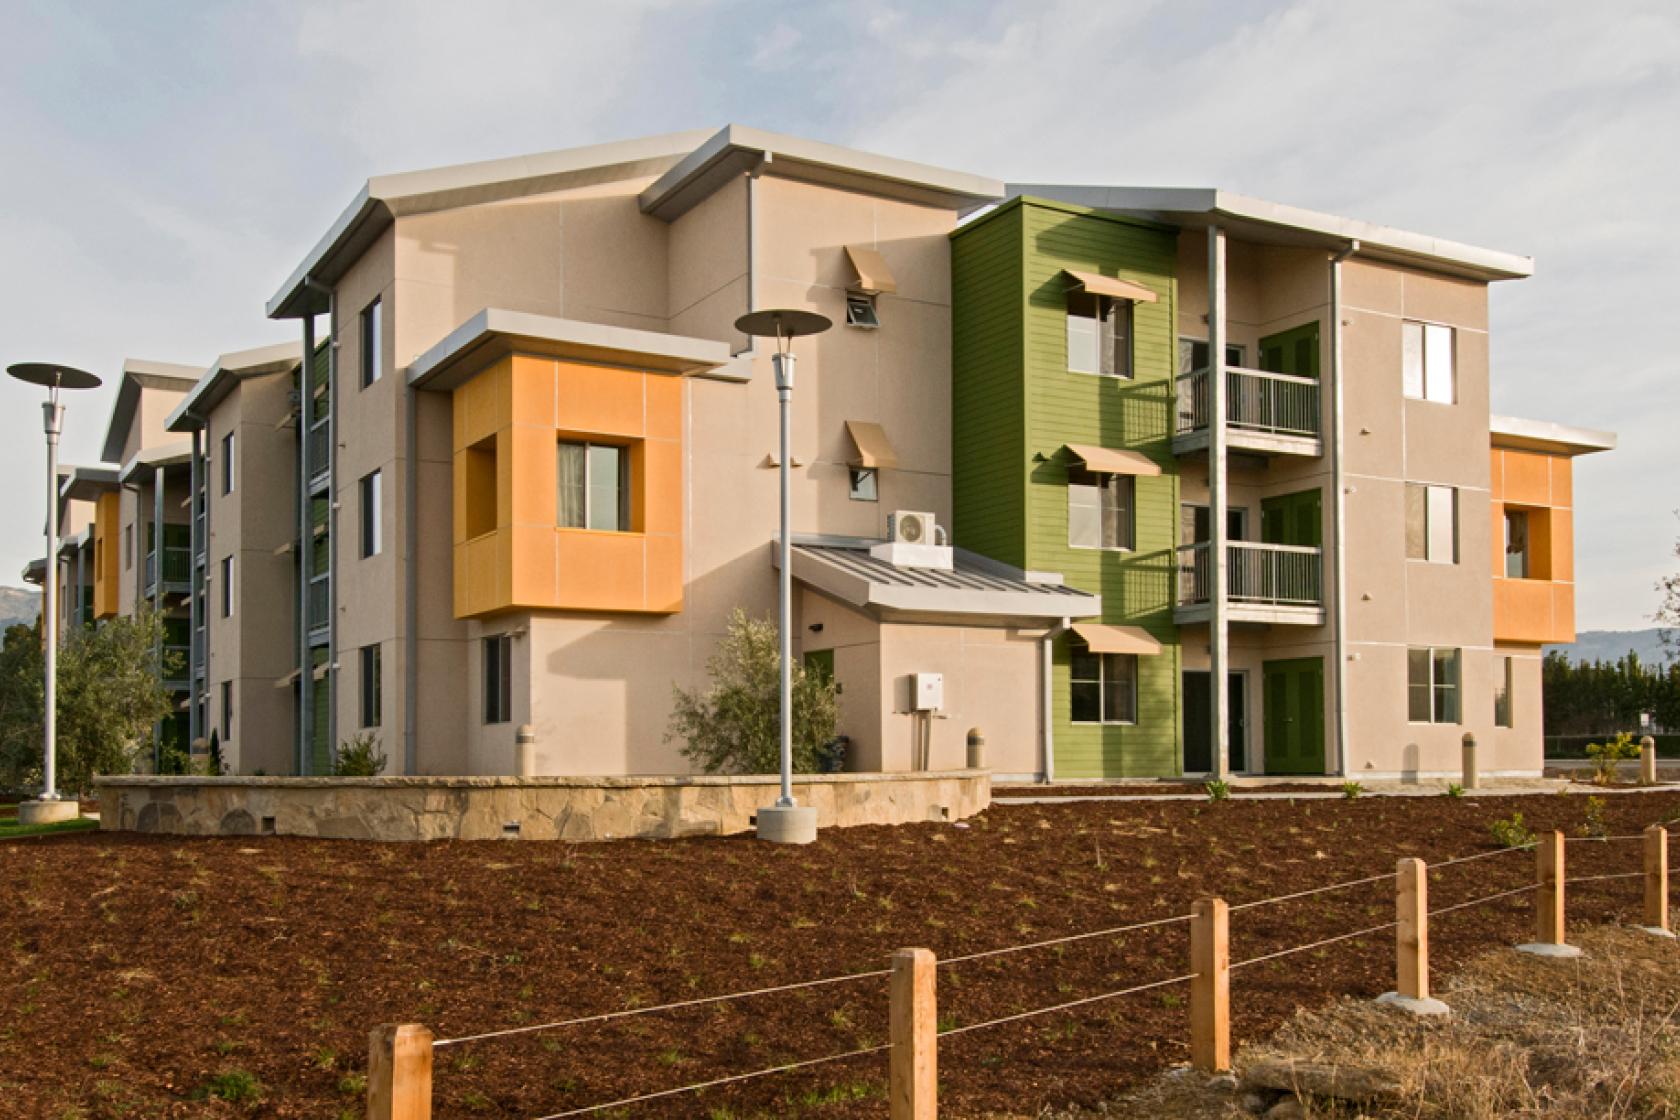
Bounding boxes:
[17,799,79,826]
[1637,926,1677,940]
[1515,942,1584,959]
[1375,991,1451,1017]
[756,804,818,844]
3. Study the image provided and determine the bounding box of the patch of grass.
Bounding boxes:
[1341,780,1364,800]
[1445,782,1465,798]
[0,816,98,839]
[1204,779,1231,802]
[193,1069,262,1103]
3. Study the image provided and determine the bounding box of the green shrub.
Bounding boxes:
[1204,779,1231,802]
[1585,732,1642,785]
[1577,795,1610,839]
[1340,780,1363,800]
[1490,811,1536,849]
[333,732,387,777]
[196,1069,261,1103]
[1445,782,1465,798]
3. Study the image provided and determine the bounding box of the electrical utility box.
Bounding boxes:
[911,672,944,712]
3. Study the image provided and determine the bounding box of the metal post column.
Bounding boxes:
[41,394,63,800]
[1207,226,1230,779]
[188,426,203,751]
[774,350,795,808]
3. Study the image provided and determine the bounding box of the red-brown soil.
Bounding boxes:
[994,782,1351,798]
[3,792,1676,1119]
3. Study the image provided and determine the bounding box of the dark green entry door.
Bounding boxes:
[1182,671,1247,773]
[1262,657,1325,774]
[1258,321,1321,378]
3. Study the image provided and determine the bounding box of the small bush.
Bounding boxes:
[1577,795,1610,839]
[1340,780,1364,800]
[333,732,387,777]
[1586,731,1641,785]
[197,1069,261,1103]
[1445,782,1465,798]
[1204,779,1231,802]
[1490,811,1536,849]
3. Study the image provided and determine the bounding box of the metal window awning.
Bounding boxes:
[845,245,898,295]
[845,420,899,470]
[1064,443,1161,477]
[1071,623,1162,656]
[1062,269,1158,304]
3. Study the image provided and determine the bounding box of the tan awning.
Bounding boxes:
[1071,623,1162,656]
[845,420,899,470]
[1064,443,1161,477]
[274,669,301,689]
[845,245,898,294]
[1063,269,1159,304]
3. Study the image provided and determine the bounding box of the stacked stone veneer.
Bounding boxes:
[93,772,990,842]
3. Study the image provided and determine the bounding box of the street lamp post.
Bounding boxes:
[734,309,832,844]
[8,362,102,825]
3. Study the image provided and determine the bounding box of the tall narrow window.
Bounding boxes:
[360,296,382,387]
[220,680,233,743]
[1407,647,1461,724]
[1068,469,1135,550]
[1494,656,1514,728]
[220,555,234,618]
[1504,509,1531,578]
[1404,484,1458,564]
[1067,293,1133,378]
[557,441,628,532]
[360,643,382,729]
[360,470,381,558]
[221,431,235,494]
[124,524,132,570]
[1069,644,1138,724]
[1402,321,1456,403]
[483,635,512,724]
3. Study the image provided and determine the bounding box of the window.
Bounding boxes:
[220,680,233,742]
[221,431,235,495]
[360,296,382,387]
[1070,644,1138,724]
[1068,469,1134,550]
[220,555,234,618]
[1177,339,1245,374]
[848,467,878,502]
[483,635,512,724]
[1402,321,1455,403]
[557,441,629,531]
[1494,656,1514,728]
[1504,509,1530,579]
[1407,647,1461,724]
[1067,292,1133,378]
[360,470,381,558]
[1405,484,1458,564]
[1180,504,1248,545]
[360,644,382,729]
[844,293,879,329]
[124,524,132,570]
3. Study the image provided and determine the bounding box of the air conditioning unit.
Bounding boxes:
[873,511,952,570]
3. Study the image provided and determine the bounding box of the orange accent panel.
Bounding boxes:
[645,375,683,441]
[645,534,684,612]
[508,427,557,527]
[1488,449,1503,496]
[1488,499,1504,577]
[1551,583,1576,644]
[1549,508,1573,583]
[641,438,683,536]
[509,524,558,603]
[1498,449,1552,506]
[556,531,648,610]
[92,491,120,619]
[1549,455,1573,508]
[1494,579,1557,644]
[510,355,557,427]
[556,361,648,437]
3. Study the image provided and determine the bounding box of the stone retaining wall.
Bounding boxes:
[92,771,990,842]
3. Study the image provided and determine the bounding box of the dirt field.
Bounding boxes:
[3,791,1677,1119]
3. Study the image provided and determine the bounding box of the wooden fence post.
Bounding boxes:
[1645,824,1671,935]
[367,1024,433,1120]
[1517,830,1580,957]
[890,948,936,1120]
[1190,897,1230,1073]
[1378,858,1449,1014]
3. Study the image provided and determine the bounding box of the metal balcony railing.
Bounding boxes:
[307,575,330,634]
[307,421,330,484]
[1177,541,1324,609]
[1175,366,1321,439]
[147,546,192,585]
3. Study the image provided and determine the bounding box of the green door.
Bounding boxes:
[1258,321,1321,378]
[1261,489,1322,547]
[1262,657,1324,774]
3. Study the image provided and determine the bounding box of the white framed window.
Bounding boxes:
[483,635,512,724]
[557,441,629,531]
[1067,292,1133,378]
[1405,483,1457,564]
[1070,644,1138,724]
[1068,469,1134,550]
[1407,647,1461,724]
[220,555,234,618]
[1402,320,1455,404]
[221,431,235,494]
[848,467,878,502]
[360,470,381,558]
[1494,656,1514,728]
[360,297,382,388]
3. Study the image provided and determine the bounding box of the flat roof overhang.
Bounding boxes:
[1491,414,1617,456]
[640,125,1005,222]
[117,440,193,483]
[60,465,120,503]
[407,308,734,393]
[99,359,202,464]
[1007,186,1534,283]
[166,341,303,432]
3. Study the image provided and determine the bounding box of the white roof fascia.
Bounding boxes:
[1490,414,1617,455]
[117,440,194,483]
[1008,185,1534,282]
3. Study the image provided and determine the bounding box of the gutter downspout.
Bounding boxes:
[1041,618,1068,782]
[1329,239,1360,776]
[403,370,418,776]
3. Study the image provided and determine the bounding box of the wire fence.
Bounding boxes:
[370,823,1672,1120]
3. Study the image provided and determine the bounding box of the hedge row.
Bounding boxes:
[1544,733,1680,759]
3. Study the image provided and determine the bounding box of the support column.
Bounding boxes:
[152,462,166,770]
[1207,225,1230,778]
[298,314,315,776]
[74,541,85,630]
[188,425,203,751]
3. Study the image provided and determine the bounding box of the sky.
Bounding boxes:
[0,0,1674,629]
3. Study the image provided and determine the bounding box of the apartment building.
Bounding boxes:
[951,189,1613,779]
[25,126,1612,783]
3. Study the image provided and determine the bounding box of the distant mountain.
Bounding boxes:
[1546,628,1674,667]
[0,586,39,631]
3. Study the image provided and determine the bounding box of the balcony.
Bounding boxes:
[144,546,193,598]
[1174,366,1323,458]
[307,574,330,636]
[1175,541,1327,626]
[307,421,330,488]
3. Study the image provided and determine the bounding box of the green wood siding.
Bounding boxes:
[953,198,1184,779]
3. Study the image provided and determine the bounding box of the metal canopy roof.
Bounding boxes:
[784,538,1099,623]
[1490,414,1616,456]
[99,359,201,465]
[166,341,304,432]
